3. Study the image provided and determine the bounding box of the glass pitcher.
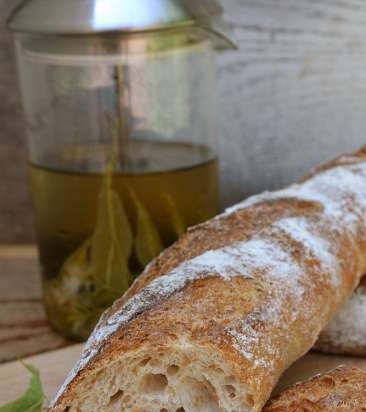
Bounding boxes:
[9,0,236,340]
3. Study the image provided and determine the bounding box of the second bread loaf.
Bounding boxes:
[264,366,366,411]
[316,276,366,355]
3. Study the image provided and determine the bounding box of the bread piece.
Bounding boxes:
[264,366,366,411]
[308,153,366,356]
[49,147,366,412]
[316,276,366,356]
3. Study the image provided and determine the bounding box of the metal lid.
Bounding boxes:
[8,0,236,48]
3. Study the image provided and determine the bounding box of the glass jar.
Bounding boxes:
[14,29,220,340]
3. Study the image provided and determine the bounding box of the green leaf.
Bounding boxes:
[88,115,133,292]
[130,190,164,267]
[161,193,186,237]
[59,117,133,294]
[0,364,44,412]
[90,181,133,292]
[47,116,134,338]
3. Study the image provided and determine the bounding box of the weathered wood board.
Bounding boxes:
[218,0,366,206]
[0,246,70,363]
[0,344,365,407]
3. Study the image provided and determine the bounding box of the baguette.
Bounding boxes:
[263,366,366,411]
[49,147,366,412]
[316,276,366,356]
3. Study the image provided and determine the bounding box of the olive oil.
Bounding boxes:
[30,141,219,340]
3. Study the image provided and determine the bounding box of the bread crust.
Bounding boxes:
[263,366,366,411]
[306,148,366,356]
[49,147,366,412]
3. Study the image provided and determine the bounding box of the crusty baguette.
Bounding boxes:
[49,147,366,412]
[263,366,366,411]
[315,276,366,356]
[307,151,366,357]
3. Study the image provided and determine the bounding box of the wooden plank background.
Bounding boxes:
[0,246,69,363]
[3,0,366,242]
[0,0,33,243]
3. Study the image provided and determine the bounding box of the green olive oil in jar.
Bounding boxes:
[30,140,219,340]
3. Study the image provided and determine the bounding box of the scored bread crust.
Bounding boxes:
[263,366,366,411]
[49,147,366,412]
[305,151,366,357]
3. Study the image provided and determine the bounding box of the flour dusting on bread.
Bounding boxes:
[273,218,341,286]
[226,164,366,235]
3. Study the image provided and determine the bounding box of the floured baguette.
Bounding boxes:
[263,366,366,411]
[49,147,366,412]
[307,151,366,357]
[315,276,366,356]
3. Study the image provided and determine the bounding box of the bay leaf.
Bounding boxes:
[0,364,44,412]
[90,180,133,292]
[161,193,186,237]
[130,190,164,267]
[50,116,134,338]
[89,115,133,292]
[47,186,133,338]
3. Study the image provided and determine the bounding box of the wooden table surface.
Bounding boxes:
[0,245,70,363]
[1,245,366,409]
